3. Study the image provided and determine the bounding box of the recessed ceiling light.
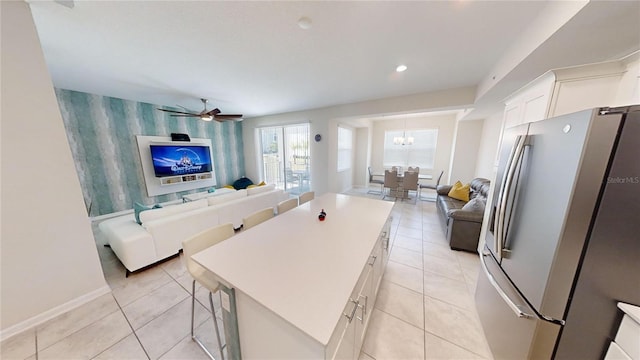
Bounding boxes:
[396,65,408,72]
[298,17,312,30]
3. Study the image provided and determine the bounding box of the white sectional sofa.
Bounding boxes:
[99,184,289,274]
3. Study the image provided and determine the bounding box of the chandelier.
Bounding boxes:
[393,133,414,145]
[393,119,414,145]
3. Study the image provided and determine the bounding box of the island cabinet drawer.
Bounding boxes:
[327,263,373,360]
[327,229,389,360]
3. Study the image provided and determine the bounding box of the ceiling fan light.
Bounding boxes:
[201,115,213,121]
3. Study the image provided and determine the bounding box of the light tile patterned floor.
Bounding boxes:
[1,188,492,360]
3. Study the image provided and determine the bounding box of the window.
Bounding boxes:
[383,129,438,169]
[337,126,352,171]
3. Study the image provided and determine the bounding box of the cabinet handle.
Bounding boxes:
[356,295,368,323]
[368,255,377,266]
[343,298,358,323]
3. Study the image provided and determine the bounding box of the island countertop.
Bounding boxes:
[192,193,394,346]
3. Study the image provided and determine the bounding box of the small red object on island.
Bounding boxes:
[318,209,326,221]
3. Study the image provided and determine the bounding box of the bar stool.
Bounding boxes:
[298,191,315,205]
[243,207,275,230]
[277,198,298,214]
[182,223,235,360]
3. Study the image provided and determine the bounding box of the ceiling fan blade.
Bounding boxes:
[170,114,200,117]
[158,108,198,116]
[204,108,222,116]
[215,114,244,119]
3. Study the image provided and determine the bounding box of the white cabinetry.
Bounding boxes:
[503,60,629,129]
[605,303,640,360]
[330,218,391,360]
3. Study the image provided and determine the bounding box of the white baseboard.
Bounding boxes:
[0,285,112,342]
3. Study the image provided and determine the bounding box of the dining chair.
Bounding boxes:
[383,170,400,201]
[277,198,298,215]
[367,167,384,194]
[408,166,420,173]
[402,170,419,204]
[243,207,275,230]
[419,170,444,201]
[298,191,315,205]
[182,223,235,360]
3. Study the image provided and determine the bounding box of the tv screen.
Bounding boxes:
[149,144,213,177]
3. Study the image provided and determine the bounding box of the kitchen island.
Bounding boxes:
[192,193,394,359]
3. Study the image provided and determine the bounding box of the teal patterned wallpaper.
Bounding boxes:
[55,89,245,217]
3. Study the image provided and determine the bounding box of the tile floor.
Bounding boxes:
[1,188,492,360]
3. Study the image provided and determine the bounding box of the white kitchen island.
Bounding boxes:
[192,193,394,359]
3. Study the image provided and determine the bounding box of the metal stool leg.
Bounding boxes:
[209,291,225,360]
[190,280,226,360]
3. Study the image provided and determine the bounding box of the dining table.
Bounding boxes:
[376,171,432,200]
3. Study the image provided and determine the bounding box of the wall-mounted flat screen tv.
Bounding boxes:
[149,144,213,177]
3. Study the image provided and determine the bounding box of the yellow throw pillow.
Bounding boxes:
[448,181,470,202]
[258,181,266,186]
[247,184,257,189]
[223,185,235,189]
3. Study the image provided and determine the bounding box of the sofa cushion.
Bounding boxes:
[461,197,486,212]
[140,199,207,224]
[134,202,163,225]
[247,183,275,196]
[437,185,453,195]
[448,181,470,202]
[208,189,247,205]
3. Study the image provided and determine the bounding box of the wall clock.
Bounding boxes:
[314,134,322,142]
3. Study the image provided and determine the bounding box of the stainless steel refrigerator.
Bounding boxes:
[475,105,640,359]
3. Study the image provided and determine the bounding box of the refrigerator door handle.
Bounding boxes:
[497,135,529,258]
[493,135,522,257]
[496,135,527,258]
[480,250,535,319]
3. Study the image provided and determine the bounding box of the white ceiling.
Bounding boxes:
[28,1,640,119]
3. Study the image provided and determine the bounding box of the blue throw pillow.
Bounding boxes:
[134,202,162,225]
[208,187,216,193]
[232,177,254,190]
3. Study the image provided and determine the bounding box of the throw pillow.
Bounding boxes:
[461,197,486,212]
[258,181,266,186]
[134,203,162,225]
[448,181,470,202]
[233,177,254,190]
[207,187,216,193]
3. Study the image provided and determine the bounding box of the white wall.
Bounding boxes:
[449,120,484,184]
[354,127,370,187]
[475,111,505,180]
[243,86,476,195]
[370,114,457,183]
[1,1,108,339]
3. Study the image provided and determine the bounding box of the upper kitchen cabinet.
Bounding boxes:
[503,52,639,129]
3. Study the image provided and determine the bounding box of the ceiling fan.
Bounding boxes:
[157,99,243,122]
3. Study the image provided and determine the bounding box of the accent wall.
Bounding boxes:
[55,89,245,216]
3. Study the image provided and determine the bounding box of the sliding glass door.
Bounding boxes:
[259,124,310,194]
